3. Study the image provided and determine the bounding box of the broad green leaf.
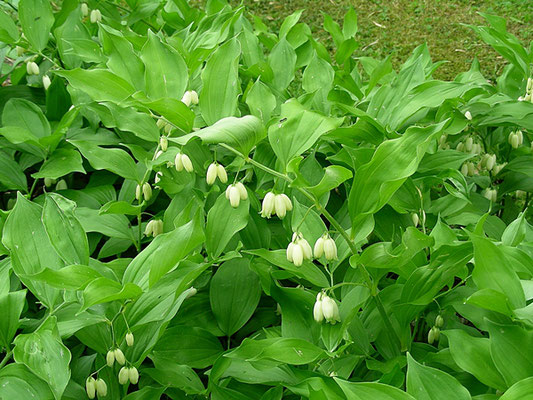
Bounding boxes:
[152,325,224,369]
[69,140,140,181]
[134,96,195,133]
[306,165,353,198]
[418,150,474,174]
[123,212,205,289]
[268,38,297,90]
[471,234,525,310]
[56,69,135,103]
[0,10,19,44]
[348,122,447,227]
[75,207,135,242]
[141,30,188,100]
[13,317,71,400]
[2,193,63,308]
[0,290,27,349]
[466,288,513,316]
[19,0,54,51]
[32,148,86,179]
[210,258,261,336]
[42,193,89,265]
[443,329,506,391]
[99,200,142,216]
[99,24,145,90]
[246,249,329,287]
[406,353,471,400]
[501,212,527,247]
[81,277,142,311]
[486,319,533,386]
[0,150,27,191]
[501,377,533,400]
[0,364,53,399]
[2,98,51,138]
[246,79,276,122]
[206,192,249,258]
[200,38,241,125]
[143,364,204,394]
[335,379,416,400]
[25,265,103,290]
[268,100,343,167]
[172,115,265,156]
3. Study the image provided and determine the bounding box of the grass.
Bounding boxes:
[226,0,533,80]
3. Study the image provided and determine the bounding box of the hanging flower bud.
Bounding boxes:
[314,236,325,258]
[135,184,142,201]
[206,163,218,185]
[186,287,197,298]
[16,46,25,56]
[471,143,482,155]
[128,367,139,385]
[44,177,55,187]
[321,295,341,324]
[287,233,312,266]
[86,377,96,399]
[435,315,444,328]
[114,348,125,365]
[126,332,134,347]
[291,242,304,266]
[90,9,102,23]
[56,179,68,190]
[509,131,522,149]
[486,154,496,171]
[235,182,248,200]
[411,212,419,227]
[286,242,295,263]
[261,192,275,218]
[280,194,293,211]
[95,379,107,397]
[164,123,172,134]
[516,190,527,199]
[156,119,166,130]
[483,188,497,203]
[31,62,40,75]
[274,194,287,218]
[225,184,241,208]
[465,137,473,152]
[467,162,476,176]
[464,111,472,120]
[493,163,506,175]
[118,367,129,385]
[216,164,228,183]
[106,350,115,367]
[42,75,51,90]
[160,136,168,152]
[189,90,199,105]
[81,3,89,16]
[456,142,464,152]
[142,182,152,201]
[313,292,324,323]
[181,91,193,106]
[153,220,164,237]
[323,236,337,261]
[428,326,437,344]
[154,171,162,187]
[182,154,194,172]
[154,150,163,160]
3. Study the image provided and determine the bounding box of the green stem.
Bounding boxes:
[0,349,12,369]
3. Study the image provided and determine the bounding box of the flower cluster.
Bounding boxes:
[225,182,248,208]
[260,192,293,218]
[145,219,164,237]
[313,234,337,260]
[175,152,194,172]
[508,130,524,149]
[86,377,107,399]
[428,315,444,345]
[286,232,312,266]
[206,163,228,185]
[313,292,341,324]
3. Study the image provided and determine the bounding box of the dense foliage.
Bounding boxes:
[0,0,533,399]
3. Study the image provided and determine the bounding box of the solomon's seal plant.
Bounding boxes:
[0,0,532,398]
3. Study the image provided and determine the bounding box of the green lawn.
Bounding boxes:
[227,0,533,80]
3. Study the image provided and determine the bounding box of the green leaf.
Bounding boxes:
[0,150,27,191]
[81,277,142,311]
[268,100,343,167]
[2,193,63,308]
[0,364,53,399]
[99,24,145,90]
[0,10,19,44]
[152,325,224,369]
[210,258,261,336]
[486,319,533,386]
[334,379,416,400]
[19,0,54,51]
[42,193,89,265]
[348,122,447,227]
[200,38,241,125]
[0,290,27,349]
[75,207,135,242]
[13,317,71,400]
[25,265,103,290]
[501,377,533,400]
[141,30,188,100]
[99,200,142,216]
[172,115,265,156]
[123,213,205,289]
[471,234,525,310]
[32,148,86,179]
[406,353,471,400]
[69,140,140,181]
[246,249,329,287]
[143,364,204,394]
[55,69,135,103]
[443,329,506,391]
[206,192,249,258]
[268,37,297,90]
[2,98,51,139]
[306,165,353,198]
[134,96,195,133]
[246,79,276,123]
